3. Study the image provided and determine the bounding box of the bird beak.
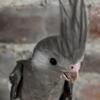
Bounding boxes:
[62,71,79,83]
[61,63,81,83]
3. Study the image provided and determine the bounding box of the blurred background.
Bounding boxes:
[0,0,100,100]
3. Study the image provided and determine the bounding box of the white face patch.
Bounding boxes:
[32,51,49,69]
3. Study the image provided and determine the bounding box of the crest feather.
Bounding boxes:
[59,0,87,61]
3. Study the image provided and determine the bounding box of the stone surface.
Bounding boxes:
[73,73,100,100]
[0,0,100,7]
[89,5,100,38]
[0,77,10,100]
[0,1,99,43]
[0,5,60,43]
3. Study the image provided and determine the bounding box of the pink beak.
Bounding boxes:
[62,56,84,82]
[62,62,81,82]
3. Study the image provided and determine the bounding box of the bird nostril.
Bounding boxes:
[71,66,74,69]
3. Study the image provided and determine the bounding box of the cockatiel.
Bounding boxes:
[9,0,87,100]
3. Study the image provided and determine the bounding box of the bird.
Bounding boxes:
[9,0,87,100]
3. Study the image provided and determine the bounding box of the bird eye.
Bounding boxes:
[50,58,57,65]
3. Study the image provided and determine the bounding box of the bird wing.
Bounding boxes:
[9,60,24,100]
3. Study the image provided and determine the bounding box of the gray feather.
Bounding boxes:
[59,0,87,61]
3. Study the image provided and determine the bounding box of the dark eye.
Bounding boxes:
[50,58,57,65]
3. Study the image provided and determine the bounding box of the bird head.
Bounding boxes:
[31,36,84,83]
[32,0,87,83]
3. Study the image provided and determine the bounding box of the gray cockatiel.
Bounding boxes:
[9,0,87,100]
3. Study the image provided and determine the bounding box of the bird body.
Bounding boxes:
[21,36,75,100]
[9,0,87,100]
[21,59,64,100]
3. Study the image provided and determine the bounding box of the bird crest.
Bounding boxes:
[58,0,87,62]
